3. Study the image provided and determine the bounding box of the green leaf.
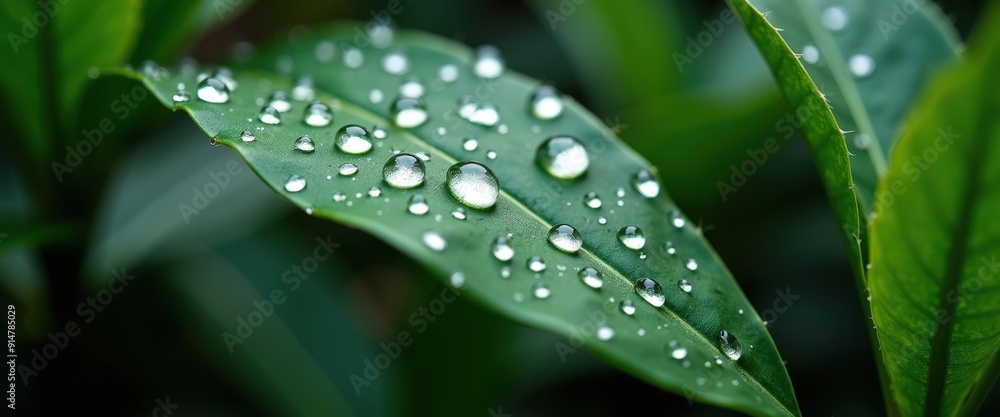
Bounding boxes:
[746,0,960,214]
[869,4,1000,416]
[117,25,800,416]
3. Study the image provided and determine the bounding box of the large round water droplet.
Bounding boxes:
[583,192,602,209]
[390,97,428,128]
[596,325,615,341]
[634,278,665,307]
[536,136,589,179]
[632,169,660,198]
[446,161,499,210]
[335,125,373,154]
[547,224,583,253]
[383,153,425,189]
[849,54,875,78]
[259,106,281,125]
[529,85,563,120]
[284,175,306,192]
[294,135,315,152]
[579,267,603,289]
[408,194,429,215]
[492,236,515,261]
[338,163,358,176]
[532,282,551,299]
[717,330,742,360]
[268,91,291,112]
[303,101,333,127]
[618,226,646,250]
[196,77,229,103]
[619,299,636,315]
[422,231,447,251]
[473,45,505,79]
[527,256,546,272]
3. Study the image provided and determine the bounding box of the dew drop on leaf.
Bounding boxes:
[529,85,563,120]
[619,299,636,315]
[240,130,255,143]
[284,175,306,193]
[291,75,315,101]
[618,226,646,250]
[369,88,384,104]
[338,163,358,176]
[547,224,583,253]
[267,91,291,112]
[685,259,699,271]
[196,77,229,103]
[596,325,615,341]
[303,102,333,127]
[717,330,743,360]
[172,89,190,103]
[422,231,447,252]
[390,97,428,128]
[294,135,315,153]
[399,77,425,98]
[849,54,876,78]
[473,45,505,78]
[367,186,382,198]
[446,161,499,209]
[462,137,479,151]
[408,194,429,215]
[383,153,425,189]
[451,207,467,220]
[583,192,602,209]
[634,278,665,307]
[258,106,281,125]
[343,47,364,68]
[527,256,546,272]
[335,125,373,154]
[579,267,603,289]
[678,279,692,293]
[492,236,515,261]
[536,136,589,179]
[802,44,820,64]
[382,51,409,74]
[821,6,849,31]
[449,272,465,288]
[670,211,686,228]
[631,169,660,198]
[532,282,551,299]
[439,64,459,83]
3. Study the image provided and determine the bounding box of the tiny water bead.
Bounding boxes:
[583,192,602,209]
[532,282,551,299]
[579,267,603,289]
[211,67,237,91]
[473,45,505,79]
[451,207,467,220]
[618,226,646,250]
[258,106,281,124]
[383,153,426,189]
[372,125,388,139]
[492,236,515,261]
[670,211,686,228]
[294,135,315,152]
[382,51,409,74]
[408,194,430,215]
[596,325,615,341]
[367,186,382,198]
[196,77,229,103]
[849,54,876,78]
[462,137,479,151]
[619,300,636,316]
[422,231,447,251]
[338,163,358,176]
[333,192,347,202]
[439,64,459,83]
[632,169,660,198]
[284,175,306,193]
[172,89,190,103]
[716,330,743,361]
[446,161,500,210]
[527,256,546,272]
[664,241,677,255]
[678,279,692,293]
[486,150,498,160]
[547,224,583,253]
[369,88,384,104]
[343,47,364,68]
[267,91,292,112]
[291,75,316,101]
[335,125,373,154]
[802,44,820,64]
[821,6,849,31]
[634,278,665,307]
[536,136,589,179]
[390,97,428,128]
[670,345,689,360]
[240,130,255,143]
[449,272,465,288]
[398,77,426,98]
[303,102,333,127]
[529,85,564,120]
[468,103,501,126]
[685,259,699,271]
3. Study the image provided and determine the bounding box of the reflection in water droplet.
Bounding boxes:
[294,135,315,152]
[408,194,430,215]
[584,192,602,209]
[240,131,255,143]
[492,237,515,261]
[338,163,358,176]
[849,54,875,78]
[678,279,692,293]
[670,211,686,228]
[536,136,589,179]
[632,169,660,198]
[579,267,603,289]
[462,137,479,151]
[802,44,820,64]
[446,161,500,209]
[529,85,564,120]
[634,278,665,307]
[390,97,428,128]
[196,77,230,103]
[268,91,292,112]
[532,282,551,299]
[596,325,615,341]
[335,125,373,154]
[258,106,281,125]
[383,153,425,189]
[422,231,447,251]
[527,256,546,272]
[686,259,699,271]
[618,226,646,250]
[717,330,743,360]
[284,175,306,192]
[473,45,505,78]
[619,299,636,315]
[303,102,333,127]
[383,51,409,74]
[547,224,583,253]
[439,64,459,83]
[449,272,465,288]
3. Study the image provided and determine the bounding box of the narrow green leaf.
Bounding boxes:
[747,0,960,214]
[118,25,800,416]
[869,4,1000,415]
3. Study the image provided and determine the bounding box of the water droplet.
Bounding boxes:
[399,77,425,98]
[618,226,645,250]
[619,299,636,315]
[678,279,692,293]
[670,345,688,360]
[598,217,607,225]
[291,75,315,101]
[333,192,347,202]
[527,256,546,272]
[670,211,686,228]
[446,161,500,209]
[685,259,698,271]
[267,91,292,112]
[368,186,382,198]
[849,54,875,78]
[382,51,409,74]
[303,102,333,127]
[196,77,229,103]
[343,47,364,68]
[240,130,255,142]
[439,64,459,82]
[473,45,505,78]
[582,192,602,209]
[451,207,467,220]
[500,266,511,278]
[596,325,615,341]
[637,328,646,336]
[717,330,742,360]
[492,236,515,261]
[821,6,849,31]
[382,153,425,189]
[338,163,358,176]
[634,278,665,307]
[664,241,676,255]
[284,175,306,192]
[486,150,498,160]
[369,88,385,104]
[172,89,190,103]
[547,224,583,253]
[532,282,551,299]
[579,267,603,289]
[802,44,820,64]
[315,41,336,62]
[390,97,428,128]
[408,194,430,215]
[854,133,872,149]
[536,136,589,179]
[294,135,315,152]
[632,169,660,198]
[449,272,465,288]
[335,125,373,154]
[462,137,479,151]
[529,85,563,120]
[258,106,281,124]
[422,231,447,251]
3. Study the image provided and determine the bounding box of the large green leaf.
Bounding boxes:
[747,0,959,215]
[869,4,1000,416]
[116,25,800,416]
